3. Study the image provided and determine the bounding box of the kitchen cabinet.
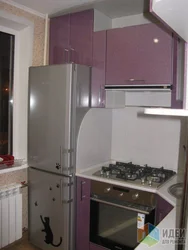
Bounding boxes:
[156,195,173,225]
[91,31,107,107]
[150,0,186,109]
[150,0,188,43]
[70,9,93,65]
[171,37,183,109]
[49,9,93,66]
[49,15,70,64]
[90,242,110,250]
[106,23,173,86]
[76,177,91,250]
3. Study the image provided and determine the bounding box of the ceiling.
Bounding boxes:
[94,0,149,18]
[9,0,149,17]
[9,0,104,15]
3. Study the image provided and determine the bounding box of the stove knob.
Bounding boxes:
[100,169,104,176]
[148,180,152,186]
[141,178,145,185]
[104,187,111,193]
[106,171,110,178]
[132,192,139,200]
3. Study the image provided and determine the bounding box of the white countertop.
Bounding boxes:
[76,164,179,206]
[76,163,183,250]
[144,108,188,117]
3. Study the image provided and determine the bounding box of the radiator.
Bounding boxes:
[0,184,22,248]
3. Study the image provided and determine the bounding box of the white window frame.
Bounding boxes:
[0,11,34,163]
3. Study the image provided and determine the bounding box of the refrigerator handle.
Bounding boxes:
[61,148,74,172]
[60,179,73,204]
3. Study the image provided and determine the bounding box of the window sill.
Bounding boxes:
[0,163,28,174]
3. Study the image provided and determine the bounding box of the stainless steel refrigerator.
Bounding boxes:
[28,64,91,250]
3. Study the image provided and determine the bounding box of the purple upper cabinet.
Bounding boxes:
[91,31,107,108]
[76,177,91,250]
[106,23,173,85]
[49,14,70,65]
[70,10,94,66]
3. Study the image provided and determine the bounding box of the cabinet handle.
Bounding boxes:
[70,48,75,63]
[126,79,145,84]
[80,181,86,201]
[99,85,105,107]
[64,48,69,63]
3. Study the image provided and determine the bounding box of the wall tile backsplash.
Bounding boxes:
[111,107,183,171]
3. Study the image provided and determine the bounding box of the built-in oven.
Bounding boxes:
[90,181,156,250]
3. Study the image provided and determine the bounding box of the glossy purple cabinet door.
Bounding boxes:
[70,10,94,66]
[106,23,173,85]
[49,15,70,64]
[91,31,106,107]
[90,242,110,250]
[76,177,91,250]
[156,195,173,225]
[171,37,183,109]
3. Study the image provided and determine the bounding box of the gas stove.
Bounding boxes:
[93,161,176,188]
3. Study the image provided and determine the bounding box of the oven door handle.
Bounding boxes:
[91,198,151,215]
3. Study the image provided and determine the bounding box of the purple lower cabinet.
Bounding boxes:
[156,195,173,225]
[91,31,107,107]
[76,177,91,250]
[90,242,110,250]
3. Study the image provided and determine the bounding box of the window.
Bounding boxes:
[0,31,15,155]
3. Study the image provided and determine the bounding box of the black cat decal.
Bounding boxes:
[40,215,62,247]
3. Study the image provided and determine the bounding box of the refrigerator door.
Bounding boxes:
[28,64,73,174]
[29,168,73,250]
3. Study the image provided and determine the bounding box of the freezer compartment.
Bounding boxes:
[29,168,74,250]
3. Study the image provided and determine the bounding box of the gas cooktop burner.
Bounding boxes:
[93,162,176,188]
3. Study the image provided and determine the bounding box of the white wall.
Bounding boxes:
[111,107,182,171]
[94,9,112,32]
[76,107,183,172]
[76,108,112,170]
[112,13,154,29]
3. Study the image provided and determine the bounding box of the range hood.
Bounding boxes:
[104,84,172,108]
[105,84,172,91]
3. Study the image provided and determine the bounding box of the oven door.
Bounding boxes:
[90,198,155,250]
